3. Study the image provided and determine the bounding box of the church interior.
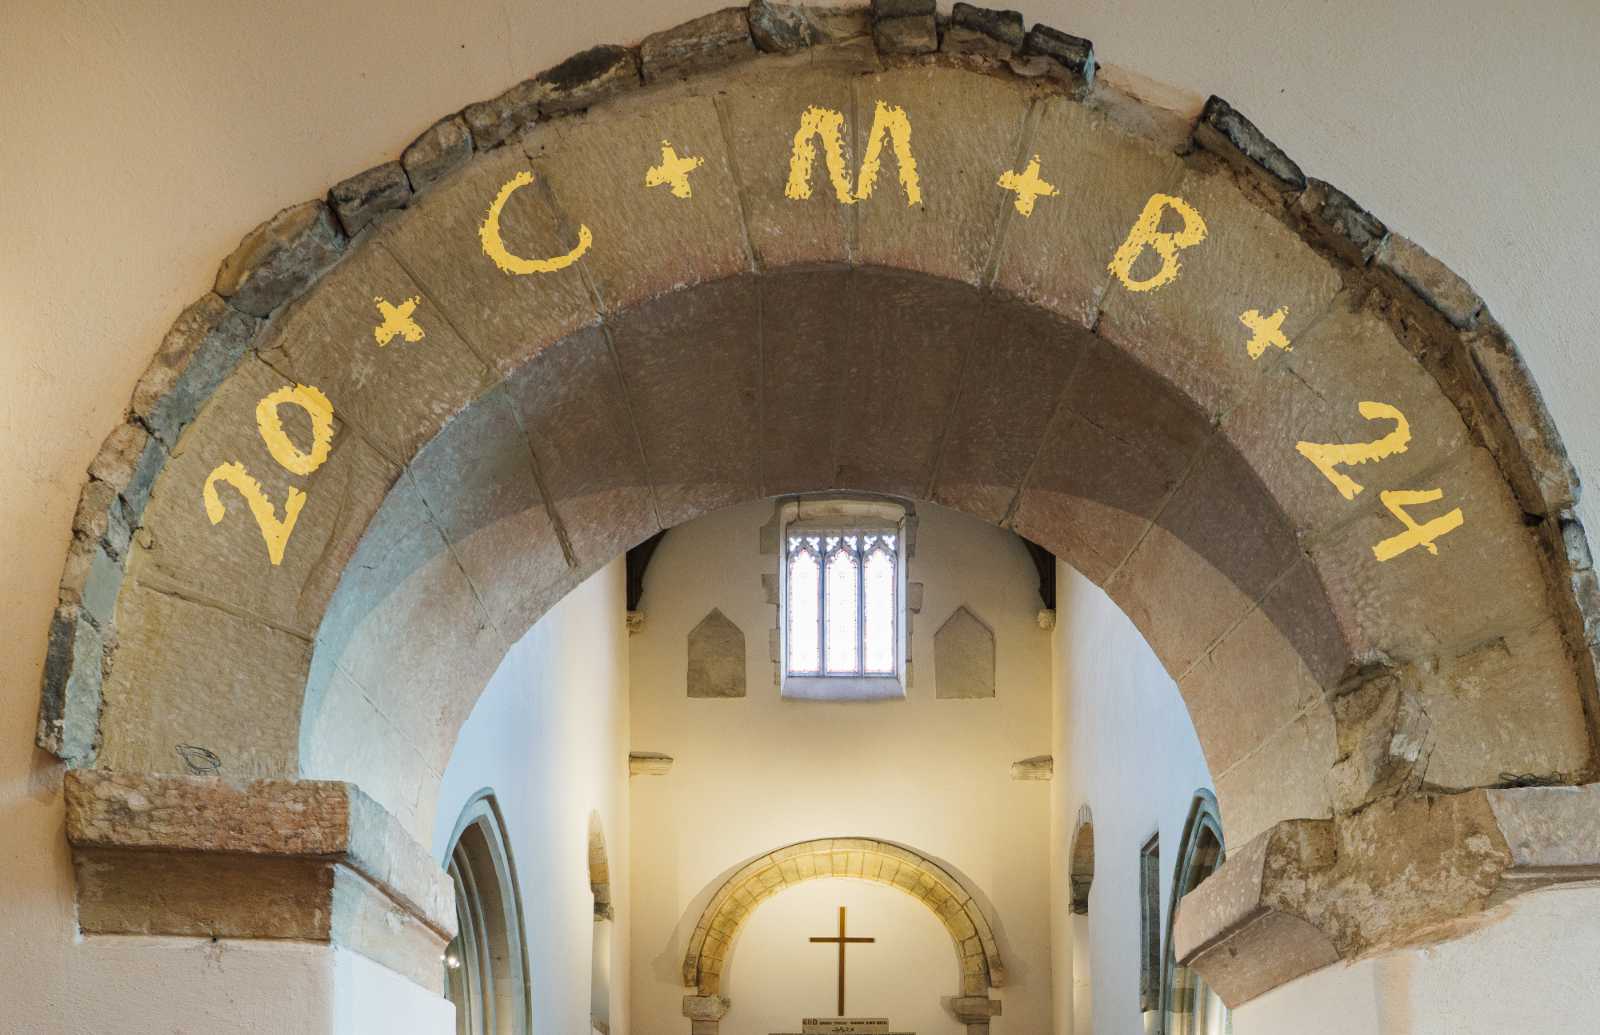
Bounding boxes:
[4,2,1599,1033]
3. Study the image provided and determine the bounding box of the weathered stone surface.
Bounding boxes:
[688,608,747,698]
[72,479,130,559]
[1375,233,1485,330]
[535,44,640,115]
[641,8,755,83]
[1295,178,1387,264]
[749,0,863,52]
[943,4,1024,58]
[87,421,166,518]
[871,0,937,54]
[683,995,731,1021]
[463,79,545,151]
[378,144,598,375]
[760,269,852,494]
[992,96,1186,328]
[36,603,104,763]
[1193,95,1306,192]
[951,997,1003,1022]
[1010,754,1052,780]
[214,201,346,317]
[1214,704,1337,847]
[401,114,473,191]
[131,292,261,448]
[935,605,995,699]
[1464,316,1581,514]
[329,161,412,236]
[1486,782,1600,879]
[629,751,675,776]
[1019,24,1094,85]
[524,90,749,314]
[852,66,1031,286]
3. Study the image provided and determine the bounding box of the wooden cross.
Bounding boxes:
[809,905,876,1017]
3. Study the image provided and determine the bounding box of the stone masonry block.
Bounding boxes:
[641,8,755,83]
[689,608,747,698]
[463,79,544,151]
[935,605,995,699]
[214,201,346,317]
[943,4,1025,58]
[329,161,412,237]
[131,292,261,449]
[872,0,938,54]
[36,603,105,764]
[1294,178,1387,265]
[401,115,473,191]
[1193,95,1307,193]
[1375,233,1485,331]
[1020,24,1095,86]
[536,44,641,116]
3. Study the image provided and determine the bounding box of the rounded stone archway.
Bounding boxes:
[680,837,1006,1033]
[41,0,1600,1010]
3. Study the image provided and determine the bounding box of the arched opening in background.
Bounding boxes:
[588,813,613,1035]
[1164,792,1227,1035]
[445,793,531,1035]
[1068,805,1096,1035]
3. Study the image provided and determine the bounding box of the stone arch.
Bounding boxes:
[1068,804,1094,915]
[680,837,1005,1022]
[39,1,1600,1008]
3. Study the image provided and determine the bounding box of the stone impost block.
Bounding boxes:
[1375,232,1485,331]
[951,996,1002,1022]
[464,79,545,151]
[401,114,473,191]
[641,8,755,82]
[683,994,732,1021]
[1019,24,1094,86]
[872,0,937,54]
[1192,95,1306,193]
[1294,178,1387,265]
[943,4,1024,58]
[65,770,455,985]
[130,292,261,449]
[214,201,346,317]
[1009,754,1053,780]
[329,161,412,237]
[536,44,641,115]
[629,751,675,776]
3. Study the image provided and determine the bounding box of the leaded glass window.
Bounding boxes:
[784,530,900,678]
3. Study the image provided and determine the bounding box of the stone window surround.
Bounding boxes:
[1162,791,1227,1035]
[444,790,533,1035]
[762,495,923,700]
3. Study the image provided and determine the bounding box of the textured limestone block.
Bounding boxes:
[214,201,346,317]
[1212,705,1336,846]
[871,0,937,54]
[1192,96,1306,193]
[747,0,869,51]
[689,608,747,698]
[87,421,167,520]
[463,79,544,151]
[535,44,641,116]
[401,115,473,191]
[629,752,675,776]
[942,4,1024,58]
[35,603,104,763]
[376,144,598,376]
[130,292,261,449]
[329,161,412,236]
[935,606,995,699]
[758,269,852,494]
[1376,232,1485,330]
[641,8,755,82]
[1010,755,1053,780]
[1464,316,1581,515]
[1294,178,1387,265]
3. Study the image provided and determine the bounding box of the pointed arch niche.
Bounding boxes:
[681,837,1006,1033]
[41,0,1600,1017]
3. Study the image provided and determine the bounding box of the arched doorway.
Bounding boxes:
[43,3,1599,1015]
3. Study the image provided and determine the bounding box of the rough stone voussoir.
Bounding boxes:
[536,44,642,115]
[36,603,105,764]
[747,0,814,52]
[1193,95,1307,193]
[86,421,166,519]
[72,479,131,559]
[1295,178,1389,264]
[943,3,1025,58]
[1375,232,1486,331]
[641,8,757,83]
[213,200,347,317]
[1462,316,1580,514]
[872,0,938,54]
[463,79,546,151]
[329,161,413,237]
[1018,24,1095,86]
[1562,517,1593,572]
[401,114,474,192]
[130,292,261,448]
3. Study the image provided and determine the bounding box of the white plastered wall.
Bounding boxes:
[628,500,1054,1033]
[434,560,632,1035]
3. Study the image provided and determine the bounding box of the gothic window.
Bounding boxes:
[443,793,531,1035]
[1164,792,1229,1035]
[779,500,908,700]
[1138,832,1161,1019]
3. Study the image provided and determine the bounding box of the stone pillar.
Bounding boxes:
[952,994,1002,1034]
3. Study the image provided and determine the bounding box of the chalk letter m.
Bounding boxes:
[785,101,923,207]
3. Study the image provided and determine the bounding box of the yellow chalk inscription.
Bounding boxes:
[203,463,307,567]
[1295,401,1411,501]
[255,384,335,476]
[645,141,705,199]
[480,171,592,274]
[1108,194,1208,292]
[1241,306,1291,359]
[785,101,922,207]
[373,296,424,347]
[997,155,1059,217]
[1373,488,1465,562]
